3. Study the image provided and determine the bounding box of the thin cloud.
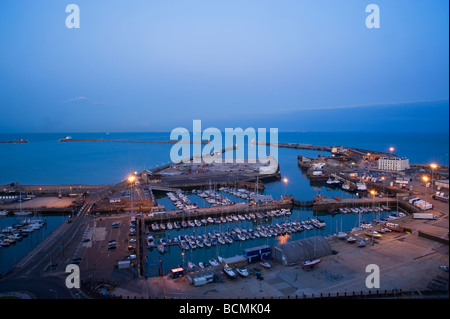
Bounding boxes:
[255,98,449,115]
[64,96,106,106]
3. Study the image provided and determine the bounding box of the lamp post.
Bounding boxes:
[283,178,288,197]
[128,175,136,214]
[422,176,429,214]
[430,163,437,195]
[370,189,377,245]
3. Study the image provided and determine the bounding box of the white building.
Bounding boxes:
[378,157,410,171]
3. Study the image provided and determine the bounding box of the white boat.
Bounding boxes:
[235,266,249,277]
[301,258,322,268]
[342,182,351,191]
[260,260,271,268]
[0,210,8,216]
[357,240,366,247]
[188,261,197,271]
[337,232,347,240]
[223,264,237,279]
[326,178,341,185]
[347,235,357,243]
[209,258,220,267]
[356,181,367,192]
[167,222,173,230]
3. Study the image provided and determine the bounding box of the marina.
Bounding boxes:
[0,132,448,300]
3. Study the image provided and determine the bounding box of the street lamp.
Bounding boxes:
[283,178,288,196]
[370,190,377,245]
[128,174,136,214]
[422,175,429,214]
[430,163,438,194]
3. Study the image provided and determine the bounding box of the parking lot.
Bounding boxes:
[50,214,140,285]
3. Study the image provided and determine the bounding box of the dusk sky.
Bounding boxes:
[0,0,448,133]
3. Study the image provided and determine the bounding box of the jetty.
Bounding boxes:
[312,195,397,211]
[143,199,293,224]
[0,139,28,144]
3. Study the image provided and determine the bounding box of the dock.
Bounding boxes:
[0,139,28,144]
[312,195,397,211]
[143,199,293,224]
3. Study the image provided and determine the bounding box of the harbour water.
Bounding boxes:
[0,215,68,276]
[0,132,448,277]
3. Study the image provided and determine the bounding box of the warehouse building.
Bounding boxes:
[272,236,332,266]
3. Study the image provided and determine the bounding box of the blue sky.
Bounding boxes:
[0,0,448,133]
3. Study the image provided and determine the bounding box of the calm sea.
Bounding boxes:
[0,132,448,276]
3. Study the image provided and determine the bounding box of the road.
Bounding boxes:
[0,187,111,299]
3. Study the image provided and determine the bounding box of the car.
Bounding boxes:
[129,239,136,243]
[108,239,116,243]
[127,245,135,251]
[67,219,72,223]
[82,238,90,243]
[129,232,136,237]
[126,254,136,260]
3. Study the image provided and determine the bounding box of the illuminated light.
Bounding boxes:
[283,178,288,184]
[128,175,136,183]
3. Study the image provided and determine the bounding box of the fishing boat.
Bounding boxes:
[151,222,159,231]
[260,260,271,269]
[301,258,322,268]
[385,222,404,232]
[167,222,173,230]
[223,264,237,279]
[342,182,351,191]
[356,181,367,192]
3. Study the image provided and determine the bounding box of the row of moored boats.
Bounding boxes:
[150,208,294,231]
[148,217,326,252]
[0,217,46,247]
